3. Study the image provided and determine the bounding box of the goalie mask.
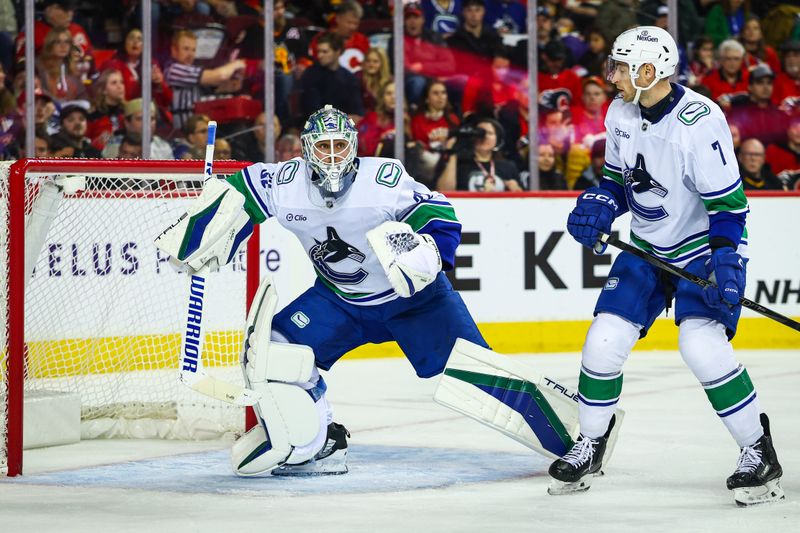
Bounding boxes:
[301,105,358,196]
[607,26,678,105]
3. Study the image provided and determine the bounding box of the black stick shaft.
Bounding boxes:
[599,233,800,333]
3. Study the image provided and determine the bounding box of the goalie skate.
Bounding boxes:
[272,423,350,477]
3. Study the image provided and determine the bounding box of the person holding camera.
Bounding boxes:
[436,117,523,192]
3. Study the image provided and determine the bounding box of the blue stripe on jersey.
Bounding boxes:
[700,179,742,199]
[242,167,272,218]
[605,162,622,173]
[396,198,454,220]
[648,229,708,252]
[341,288,396,303]
[418,219,460,271]
[599,178,629,216]
[701,365,743,387]
[577,394,619,407]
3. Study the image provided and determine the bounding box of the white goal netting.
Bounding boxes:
[1,159,253,475]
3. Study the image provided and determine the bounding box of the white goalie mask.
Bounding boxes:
[607,26,679,105]
[300,105,358,196]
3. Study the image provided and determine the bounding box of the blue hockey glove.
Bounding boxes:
[566,188,619,253]
[702,247,745,308]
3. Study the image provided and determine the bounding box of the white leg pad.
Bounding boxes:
[231,382,320,476]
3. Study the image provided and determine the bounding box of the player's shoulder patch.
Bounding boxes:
[676,101,711,126]
[359,156,406,189]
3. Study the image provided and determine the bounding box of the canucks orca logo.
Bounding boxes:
[310,227,368,285]
[623,153,669,221]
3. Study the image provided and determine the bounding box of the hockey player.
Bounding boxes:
[156,105,492,476]
[550,26,783,506]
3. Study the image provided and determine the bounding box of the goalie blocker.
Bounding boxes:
[435,339,624,461]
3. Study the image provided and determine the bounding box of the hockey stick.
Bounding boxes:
[598,233,800,333]
[177,121,261,406]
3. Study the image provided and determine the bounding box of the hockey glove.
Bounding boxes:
[567,188,619,253]
[702,247,745,308]
[367,221,442,298]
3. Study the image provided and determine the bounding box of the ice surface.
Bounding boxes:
[2,350,799,532]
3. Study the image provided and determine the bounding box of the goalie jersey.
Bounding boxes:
[227,157,461,305]
[603,84,749,267]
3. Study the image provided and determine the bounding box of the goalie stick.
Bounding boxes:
[598,233,800,333]
[177,121,260,406]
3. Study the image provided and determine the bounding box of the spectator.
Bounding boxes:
[421,0,461,36]
[276,133,302,161]
[638,0,702,45]
[299,32,364,121]
[538,40,583,112]
[163,29,247,131]
[101,28,172,123]
[704,0,750,47]
[741,15,781,74]
[0,0,16,75]
[538,108,571,172]
[571,76,608,147]
[214,138,232,160]
[173,113,210,160]
[230,112,276,163]
[765,117,800,187]
[31,127,51,157]
[0,62,15,116]
[702,39,749,109]
[117,132,143,159]
[688,36,717,86]
[738,138,785,190]
[773,39,800,109]
[538,143,567,190]
[411,79,459,186]
[15,0,94,68]
[20,87,59,135]
[556,17,588,66]
[86,68,126,151]
[35,28,87,103]
[595,0,638,45]
[729,122,742,153]
[358,80,400,157]
[393,3,454,108]
[446,0,503,63]
[48,130,77,157]
[102,98,174,159]
[578,28,609,78]
[728,64,788,146]
[485,0,527,35]
[437,117,522,191]
[359,47,392,113]
[58,102,101,158]
[309,0,370,73]
[573,139,606,190]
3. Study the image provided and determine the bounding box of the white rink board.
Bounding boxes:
[261,196,800,322]
[27,196,799,341]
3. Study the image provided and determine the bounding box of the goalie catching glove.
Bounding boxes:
[154,178,253,272]
[366,221,442,298]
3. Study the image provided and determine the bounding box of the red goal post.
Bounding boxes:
[1,158,261,477]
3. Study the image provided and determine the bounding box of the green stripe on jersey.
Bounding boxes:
[630,232,708,259]
[402,204,459,232]
[702,185,749,214]
[703,368,755,413]
[602,167,624,186]
[578,369,623,401]
[227,171,267,223]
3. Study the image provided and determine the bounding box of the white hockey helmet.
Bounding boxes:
[607,26,679,105]
[301,105,358,195]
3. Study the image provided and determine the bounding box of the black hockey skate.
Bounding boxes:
[272,422,350,476]
[727,413,784,506]
[547,415,616,495]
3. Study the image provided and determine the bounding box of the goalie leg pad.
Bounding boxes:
[154,178,253,271]
[435,339,625,462]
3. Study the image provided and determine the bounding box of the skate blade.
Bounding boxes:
[272,450,348,477]
[733,479,785,507]
[548,476,594,495]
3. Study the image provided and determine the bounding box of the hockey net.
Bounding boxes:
[1,159,258,476]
